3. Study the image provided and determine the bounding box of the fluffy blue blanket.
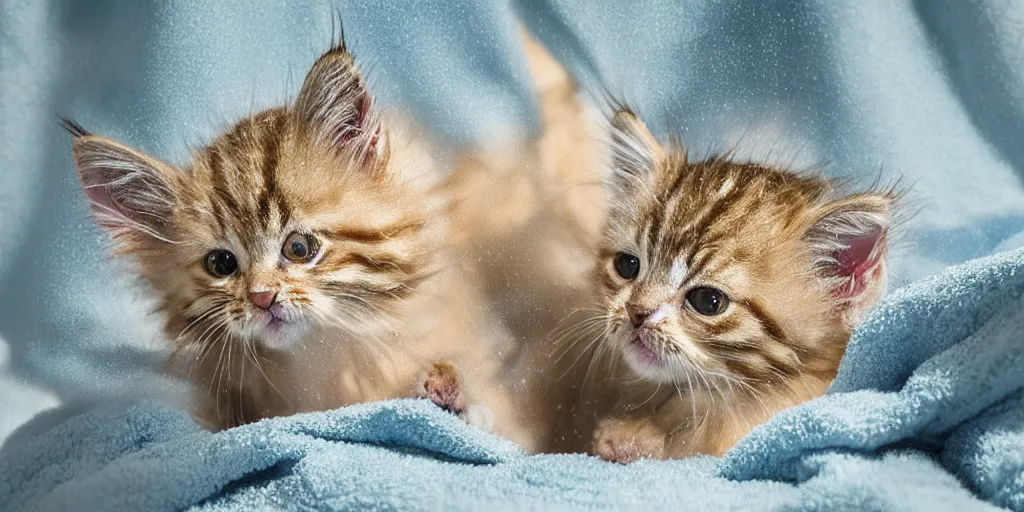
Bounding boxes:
[3,247,1022,511]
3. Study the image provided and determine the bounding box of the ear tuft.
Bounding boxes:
[607,108,663,196]
[294,42,381,160]
[70,133,179,246]
[804,193,895,327]
[59,116,91,138]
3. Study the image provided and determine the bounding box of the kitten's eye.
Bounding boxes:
[686,287,730,316]
[204,250,238,278]
[613,252,641,280]
[282,232,320,263]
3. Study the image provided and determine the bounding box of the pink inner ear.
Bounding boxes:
[81,170,131,229]
[832,227,886,299]
[338,94,373,145]
[84,185,117,228]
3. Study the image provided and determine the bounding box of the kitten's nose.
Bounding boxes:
[627,306,652,327]
[249,290,278,310]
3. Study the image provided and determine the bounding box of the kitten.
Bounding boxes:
[63,39,520,440]
[453,28,895,460]
[587,107,897,462]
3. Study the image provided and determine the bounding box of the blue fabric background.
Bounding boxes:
[2,0,1024,491]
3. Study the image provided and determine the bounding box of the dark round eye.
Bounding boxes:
[686,287,730,316]
[204,250,238,278]
[282,232,320,263]
[613,252,641,280]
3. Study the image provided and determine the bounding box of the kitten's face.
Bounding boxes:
[596,110,893,387]
[68,43,438,351]
[165,111,430,349]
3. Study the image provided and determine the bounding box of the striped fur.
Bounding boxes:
[591,109,897,461]
[439,28,898,460]
[65,42,525,439]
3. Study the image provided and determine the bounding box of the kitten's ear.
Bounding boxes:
[63,119,178,245]
[294,41,381,158]
[804,193,895,328]
[608,108,664,195]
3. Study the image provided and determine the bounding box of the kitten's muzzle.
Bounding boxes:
[627,332,663,367]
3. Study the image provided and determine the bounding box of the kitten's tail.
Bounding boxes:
[441,25,608,383]
[518,24,607,240]
[520,25,576,114]
[444,26,606,244]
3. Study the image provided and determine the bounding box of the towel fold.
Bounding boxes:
[721,247,1024,512]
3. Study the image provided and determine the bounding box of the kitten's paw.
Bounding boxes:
[416,360,467,415]
[593,419,666,464]
[415,361,495,432]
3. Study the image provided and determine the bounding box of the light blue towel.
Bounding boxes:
[3,247,1022,511]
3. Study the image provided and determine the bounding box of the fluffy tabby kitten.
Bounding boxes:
[63,39,520,439]
[446,29,896,460]
[587,107,897,462]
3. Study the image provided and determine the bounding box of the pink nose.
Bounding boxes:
[627,305,652,328]
[249,290,278,310]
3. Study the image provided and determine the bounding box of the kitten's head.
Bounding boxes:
[596,108,895,387]
[66,42,440,351]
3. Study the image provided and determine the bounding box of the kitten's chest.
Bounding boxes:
[265,327,419,411]
[236,273,500,417]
